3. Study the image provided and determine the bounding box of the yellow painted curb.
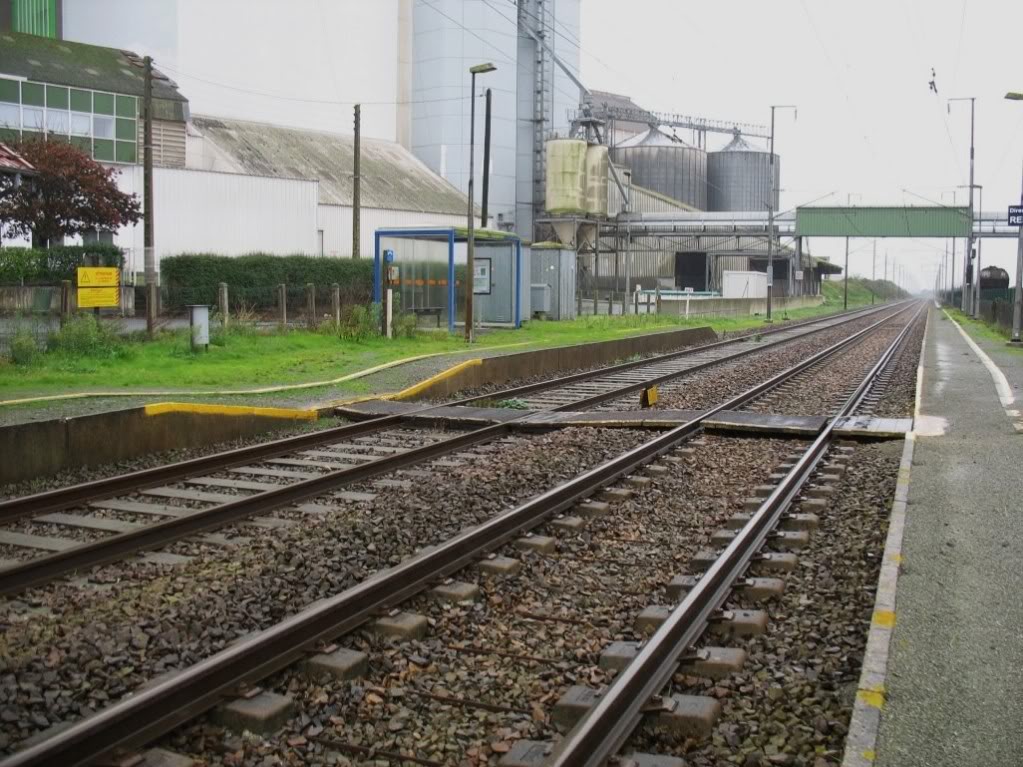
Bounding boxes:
[872,609,896,628]
[856,690,886,710]
[391,358,483,401]
[144,402,317,420]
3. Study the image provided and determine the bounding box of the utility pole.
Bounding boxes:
[871,239,876,305]
[353,104,361,259]
[765,105,795,322]
[143,55,155,338]
[465,63,496,343]
[843,236,849,310]
[884,249,889,300]
[480,88,492,228]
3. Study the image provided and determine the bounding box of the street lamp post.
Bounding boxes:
[465,62,496,343]
[1006,93,1023,344]
[766,105,796,322]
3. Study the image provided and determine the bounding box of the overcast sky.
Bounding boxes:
[580,0,1023,292]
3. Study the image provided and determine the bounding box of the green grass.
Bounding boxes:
[0,283,901,401]
[820,277,903,309]
[943,308,1023,356]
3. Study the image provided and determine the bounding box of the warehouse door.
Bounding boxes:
[674,252,707,291]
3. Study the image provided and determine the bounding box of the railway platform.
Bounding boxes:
[871,306,1023,766]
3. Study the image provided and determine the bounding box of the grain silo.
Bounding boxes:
[707,132,779,212]
[545,138,588,215]
[611,127,707,210]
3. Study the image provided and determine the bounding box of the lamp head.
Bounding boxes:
[470,63,497,75]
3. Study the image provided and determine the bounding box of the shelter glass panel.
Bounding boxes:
[379,235,452,330]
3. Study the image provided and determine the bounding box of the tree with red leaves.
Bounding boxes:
[0,139,141,247]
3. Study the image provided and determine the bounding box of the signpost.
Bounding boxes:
[76,267,120,309]
[1010,205,1023,226]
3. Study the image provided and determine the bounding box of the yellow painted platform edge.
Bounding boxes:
[143,402,317,420]
[391,358,483,401]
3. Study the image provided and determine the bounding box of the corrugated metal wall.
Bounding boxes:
[115,167,319,273]
[318,206,465,258]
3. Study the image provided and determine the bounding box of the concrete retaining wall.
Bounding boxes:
[0,403,315,486]
[658,294,824,318]
[397,325,718,400]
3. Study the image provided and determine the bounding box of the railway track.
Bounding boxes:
[0,302,924,767]
[0,302,906,596]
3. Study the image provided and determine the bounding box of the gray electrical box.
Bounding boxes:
[531,283,552,314]
[529,246,576,320]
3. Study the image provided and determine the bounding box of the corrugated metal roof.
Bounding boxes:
[0,31,185,102]
[191,115,469,215]
[0,143,35,175]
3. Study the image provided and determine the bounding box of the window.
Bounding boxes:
[70,112,91,136]
[21,82,44,107]
[115,94,136,118]
[0,79,18,104]
[22,106,43,131]
[70,89,91,112]
[2,81,139,164]
[93,114,114,139]
[0,104,19,129]
[45,85,68,110]
[115,117,135,141]
[93,91,114,115]
[93,139,113,161]
[46,109,69,134]
[115,141,136,163]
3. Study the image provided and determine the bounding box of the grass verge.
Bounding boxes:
[0,279,897,400]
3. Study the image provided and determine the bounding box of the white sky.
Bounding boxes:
[580,0,1023,292]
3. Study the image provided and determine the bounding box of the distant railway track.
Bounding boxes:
[0,303,906,599]
[0,302,923,767]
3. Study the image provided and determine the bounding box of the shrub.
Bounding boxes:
[8,329,40,365]
[47,315,131,359]
[392,311,418,339]
[160,254,374,310]
[339,304,380,342]
[0,244,124,286]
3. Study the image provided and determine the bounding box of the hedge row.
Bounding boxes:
[159,254,375,309]
[0,244,124,286]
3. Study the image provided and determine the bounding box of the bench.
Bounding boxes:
[413,307,444,328]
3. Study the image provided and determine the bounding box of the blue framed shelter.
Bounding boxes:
[374,227,523,332]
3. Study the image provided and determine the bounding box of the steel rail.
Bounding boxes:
[0,304,918,767]
[0,304,908,597]
[546,302,927,767]
[0,302,897,523]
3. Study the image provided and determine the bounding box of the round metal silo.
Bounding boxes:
[545,138,588,215]
[707,133,779,212]
[611,128,707,210]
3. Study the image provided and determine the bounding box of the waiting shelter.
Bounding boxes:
[373,227,524,332]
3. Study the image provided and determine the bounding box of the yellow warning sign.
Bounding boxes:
[77,267,120,308]
[640,385,659,408]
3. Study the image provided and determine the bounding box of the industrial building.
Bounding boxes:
[1,0,839,305]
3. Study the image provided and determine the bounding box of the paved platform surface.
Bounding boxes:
[875,306,1023,766]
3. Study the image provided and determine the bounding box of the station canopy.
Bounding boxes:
[795,206,972,238]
